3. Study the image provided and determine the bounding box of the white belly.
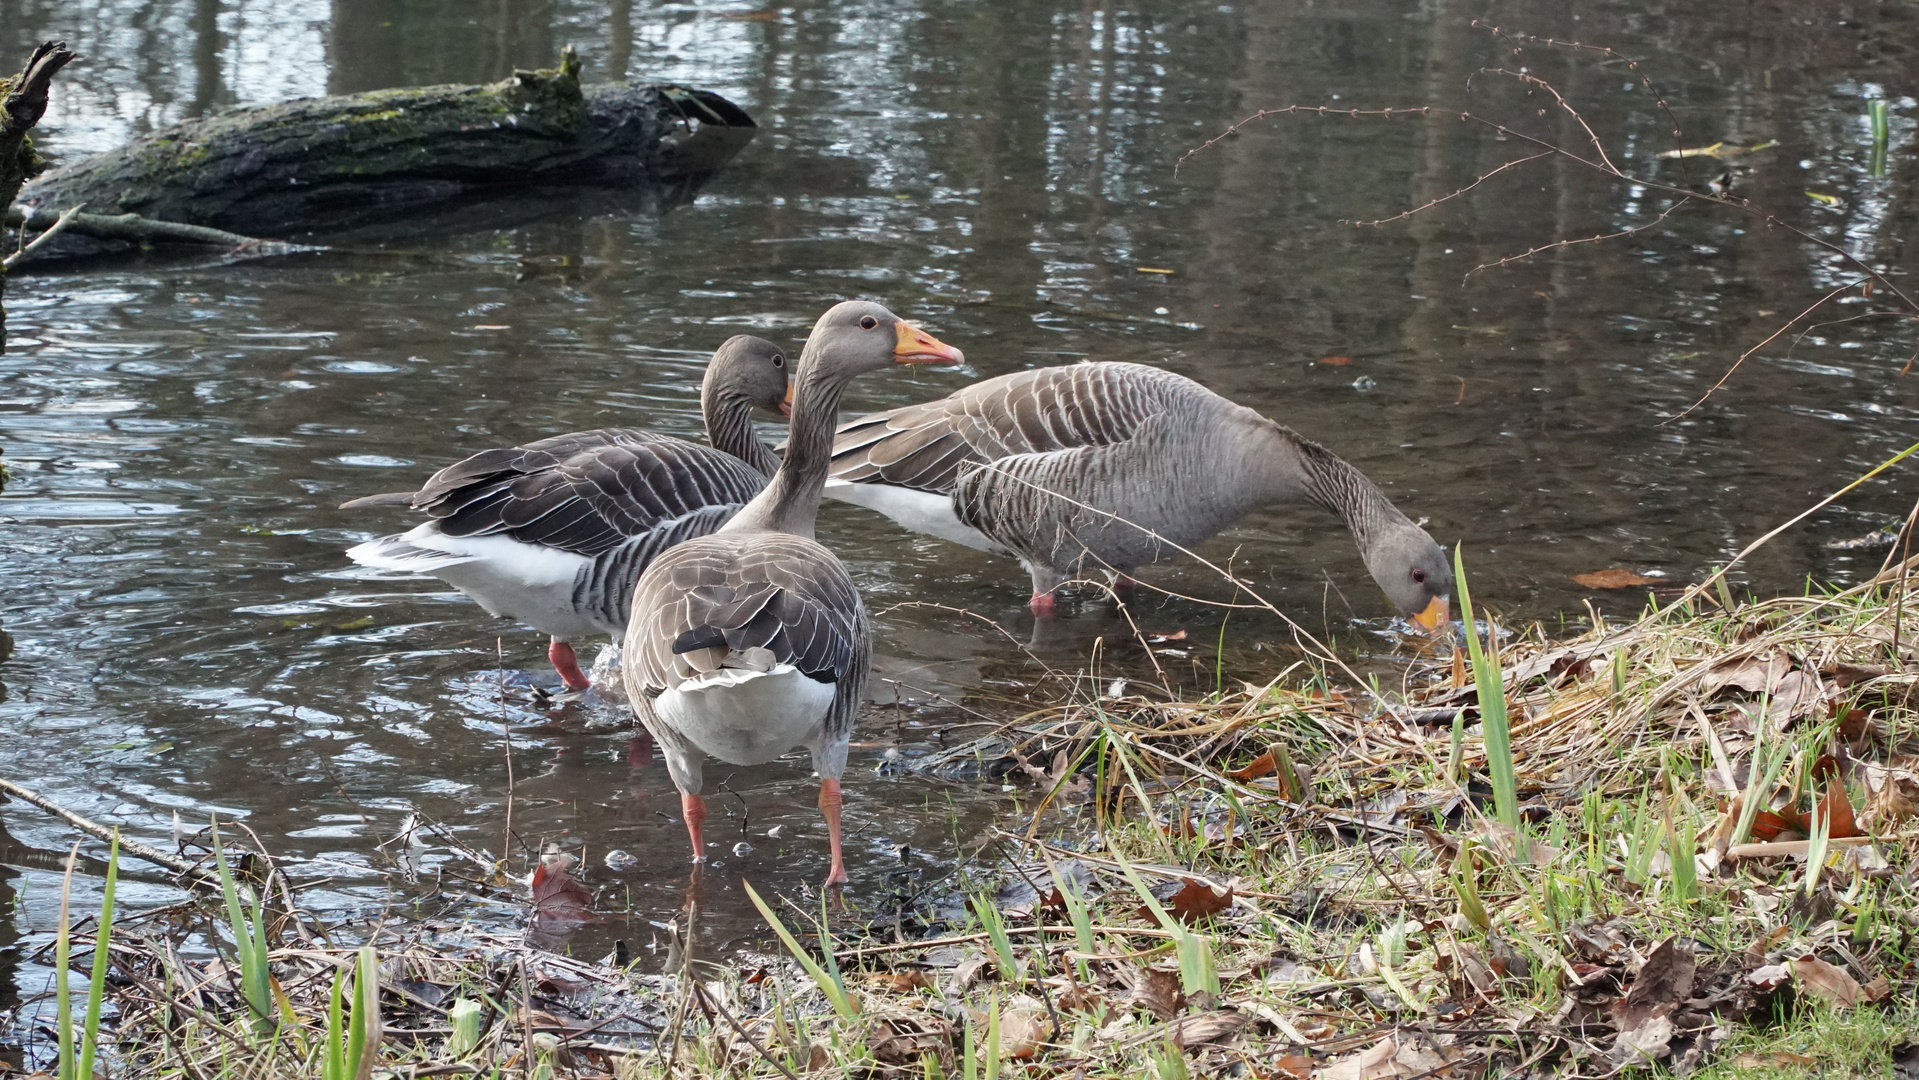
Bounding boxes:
[653,665,838,766]
[822,478,1005,553]
[346,525,607,640]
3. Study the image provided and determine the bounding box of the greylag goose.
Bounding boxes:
[823,361,1451,627]
[623,302,965,886]
[341,336,791,690]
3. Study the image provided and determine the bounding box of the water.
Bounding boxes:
[2,0,1917,999]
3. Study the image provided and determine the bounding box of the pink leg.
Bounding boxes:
[818,779,849,887]
[1028,591,1059,617]
[548,637,591,691]
[681,792,707,863]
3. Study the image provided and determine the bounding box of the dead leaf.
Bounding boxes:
[1619,938,1696,1020]
[1146,629,1188,643]
[1572,569,1660,589]
[1271,1053,1315,1079]
[1608,1014,1676,1069]
[995,1005,1053,1058]
[870,970,934,993]
[1863,974,1892,1003]
[1863,774,1918,830]
[1319,355,1353,366]
[1125,966,1185,1020]
[529,855,593,922]
[1815,778,1861,839]
[1057,982,1103,1014]
[1317,1031,1449,1079]
[1159,878,1234,924]
[1171,1010,1249,1049]
[951,957,990,993]
[1228,752,1278,781]
[1794,954,1865,1008]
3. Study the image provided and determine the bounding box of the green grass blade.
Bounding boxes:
[76,833,119,1080]
[743,880,857,1019]
[323,967,347,1080]
[348,945,379,1080]
[1454,545,1519,831]
[211,820,274,1036]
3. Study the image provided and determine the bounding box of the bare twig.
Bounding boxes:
[4,202,83,268]
[1,205,314,255]
[0,775,218,887]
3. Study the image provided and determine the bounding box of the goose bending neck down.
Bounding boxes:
[624,301,965,887]
[823,362,1451,627]
[341,336,791,690]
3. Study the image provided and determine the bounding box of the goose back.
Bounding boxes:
[828,362,1282,580]
[624,530,869,790]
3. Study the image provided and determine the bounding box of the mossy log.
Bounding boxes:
[15,46,754,241]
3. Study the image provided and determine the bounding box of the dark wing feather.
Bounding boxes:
[403,428,767,557]
[827,363,1181,494]
[628,533,865,693]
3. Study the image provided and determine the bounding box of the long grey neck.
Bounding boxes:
[719,363,854,538]
[1250,420,1411,552]
[703,391,781,478]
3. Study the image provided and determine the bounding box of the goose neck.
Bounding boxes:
[722,363,854,537]
[703,390,781,477]
[1252,422,1407,550]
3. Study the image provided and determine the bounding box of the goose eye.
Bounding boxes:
[858,315,879,330]
[772,354,784,368]
[1411,569,1428,585]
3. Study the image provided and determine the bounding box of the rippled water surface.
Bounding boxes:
[3,0,1918,994]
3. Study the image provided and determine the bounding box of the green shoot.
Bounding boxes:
[1665,802,1697,903]
[1453,546,1519,832]
[1806,791,1833,898]
[971,895,1022,986]
[447,998,484,1059]
[74,833,119,1080]
[1451,842,1490,931]
[212,820,277,1037]
[743,880,858,1019]
[321,946,380,1080]
[1111,848,1217,998]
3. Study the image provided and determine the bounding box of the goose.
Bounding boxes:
[822,361,1452,627]
[623,301,965,886]
[340,336,791,690]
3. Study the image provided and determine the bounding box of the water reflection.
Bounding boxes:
[0,1,1916,986]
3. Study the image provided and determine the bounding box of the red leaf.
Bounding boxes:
[1160,878,1233,924]
[1816,780,1861,840]
[1228,752,1277,781]
[1319,355,1352,366]
[531,858,594,921]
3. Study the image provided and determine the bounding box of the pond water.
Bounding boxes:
[2,0,1918,1004]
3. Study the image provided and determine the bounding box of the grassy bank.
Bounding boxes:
[31,558,1919,1077]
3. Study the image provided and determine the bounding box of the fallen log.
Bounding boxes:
[15,45,754,247]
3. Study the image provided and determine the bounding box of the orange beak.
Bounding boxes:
[1411,595,1450,633]
[894,321,966,365]
[778,384,793,418]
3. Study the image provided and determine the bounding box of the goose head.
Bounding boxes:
[798,300,966,382]
[703,335,794,418]
[1366,521,1452,632]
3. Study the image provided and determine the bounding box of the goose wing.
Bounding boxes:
[628,533,867,696]
[400,428,769,558]
[826,363,1178,493]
